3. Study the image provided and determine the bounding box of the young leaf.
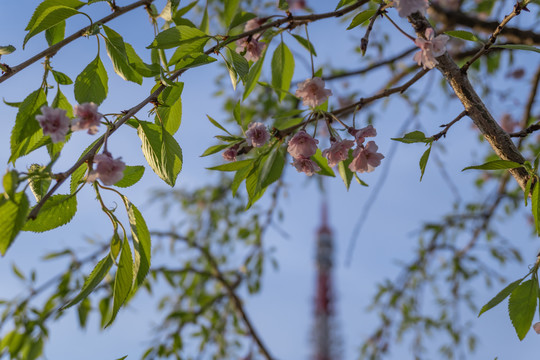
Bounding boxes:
[23,194,77,232]
[347,9,377,30]
[201,144,231,157]
[25,0,84,31]
[524,176,533,206]
[156,83,184,135]
[335,0,356,10]
[207,115,232,135]
[259,146,285,189]
[0,45,16,55]
[52,70,73,85]
[28,164,51,202]
[10,89,47,161]
[479,277,526,316]
[492,44,540,54]
[0,192,30,256]
[147,25,209,49]
[232,161,253,197]
[243,49,266,100]
[228,11,257,31]
[74,55,108,105]
[102,25,143,84]
[271,42,294,102]
[24,6,80,48]
[70,163,88,194]
[291,34,317,56]
[114,166,145,188]
[124,43,160,77]
[62,253,113,309]
[223,0,240,25]
[105,236,134,327]
[228,48,249,81]
[419,145,432,181]
[532,181,540,236]
[391,131,430,144]
[445,30,481,42]
[208,159,252,171]
[508,279,538,340]
[312,149,335,177]
[45,20,65,46]
[462,160,523,171]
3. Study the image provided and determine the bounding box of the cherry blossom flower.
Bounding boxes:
[295,77,332,108]
[322,139,354,167]
[413,28,449,70]
[292,157,320,176]
[350,125,377,145]
[71,102,102,135]
[36,106,70,143]
[534,322,540,334]
[394,0,429,17]
[245,122,270,147]
[287,130,319,159]
[222,145,239,162]
[87,153,126,186]
[236,37,266,62]
[348,141,384,173]
[287,0,306,10]
[500,113,518,133]
[244,18,264,34]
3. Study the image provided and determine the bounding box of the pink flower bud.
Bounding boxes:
[35,106,70,143]
[236,37,266,62]
[287,130,319,159]
[394,0,429,17]
[291,157,320,176]
[350,125,377,145]
[87,153,126,186]
[295,77,332,108]
[72,102,102,135]
[245,122,270,147]
[222,146,238,162]
[287,0,306,10]
[322,139,354,167]
[348,141,384,173]
[534,322,540,334]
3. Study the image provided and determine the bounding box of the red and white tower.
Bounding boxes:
[311,202,340,360]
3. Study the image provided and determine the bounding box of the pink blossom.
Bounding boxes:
[287,130,319,159]
[534,322,540,334]
[348,141,384,173]
[222,146,238,162]
[236,37,266,62]
[322,140,354,167]
[500,113,517,133]
[394,0,429,17]
[413,28,449,70]
[295,77,332,108]
[244,18,264,34]
[287,0,306,10]
[291,157,320,176]
[36,106,70,143]
[87,153,126,186]
[71,102,102,135]
[350,125,377,145]
[245,122,270,147]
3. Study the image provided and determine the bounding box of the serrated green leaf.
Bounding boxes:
[243,49,266,100]
[23,194,77,232]
[312,149,335,177]
[102,25,143,84]
[0,45,16,55]
[173,53,216,70]
[114,166,145,188]
[74,55,108,105]
[147,25,209,49]
[62,253,113,309]
[493,44,540,54]
[3,170,18,200]
[106,236,134,327]
[347,9,377,30]
[224,0,240,25]
[201,144,231,157]
[24,6,80,48]
[137,121,182,186]
[479,277,526,316]
[231,161,253,197]
[70,163,88,194]
[445,30,481,42]
[508,279,538,340]
[259,146,285,189]
[391,131,430,144]
[462,160,523,171]
[28,165,51,202]
[0,192,28,256]
[419,145,432,181]
[173,1,197,19]
[224,58,238,90]
[124,43,160,77]
[156,83,183,134]
[271,42,294,102]
[207,159,252,171]
[228,48,249,81]
[291,34,317,56]
[168,33,210,66]
[246,166,266,209]
[51,70,73,85]
[25,0,84,31]
[532,181,540,236]
[45,20,65,46]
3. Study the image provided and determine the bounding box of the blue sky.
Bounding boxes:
[1,0,539,359]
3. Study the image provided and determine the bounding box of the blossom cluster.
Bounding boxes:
[413,28,449,70]
[236,18,266,62]
[36,103,125,186]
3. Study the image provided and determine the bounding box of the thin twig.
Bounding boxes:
[431,110,468,141]
[360,3,387,55]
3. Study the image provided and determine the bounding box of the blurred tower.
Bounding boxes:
[311,202,340,360]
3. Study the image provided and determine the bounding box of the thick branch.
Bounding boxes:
[0,0,154,84]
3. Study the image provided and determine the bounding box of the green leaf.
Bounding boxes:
[167,31,210,64]
[0,45,16,55]
[173,53,216,70]
[232,161,253,197]
[201,144,230,157]
[524,176,533,206]
[462,160,523,171]
[338,149,355,190]
[312,149,335,177]
[106,236,134,327]
[243,49,266,100]
[0,192,29,256]
[102,25,143,84]
[224,58,238,90]
[291,34,317,56]
[228,11,257,31]
[137,121,183,186]
[223,0,240,25]
[25,0,84,31]
[3,170,18,200]
[45,20,66,46]
[124,43,160,77]
[114,166,145,188]
[23,194,77,232]
[62,253,113,309]
[419,145,432,181]
[335,0,356,10]
[479,277,526,316]
[24,6,80,48]
[156,83,183,135]
[246,167,266,209]
[147,25,209,49]
[174,0,197,19]
[70,163,88,194]
[228,48,249,81]
[28,165,51,202]
[10,89,47,162]
[77,298,91,329]
[445,30,481,42]
[74,55,108,105]
[493,44,540,54]
[207,115,232,135]
[532,181,540,236]
[271,42,294,102]
[508,279,538,340]
[391,131,431,144]
[347,9,377,30]
[51,70,73,85]
[259,146,285,189]
[200,5,209,33]
[121,198,151,288]
[207,159,252,171]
